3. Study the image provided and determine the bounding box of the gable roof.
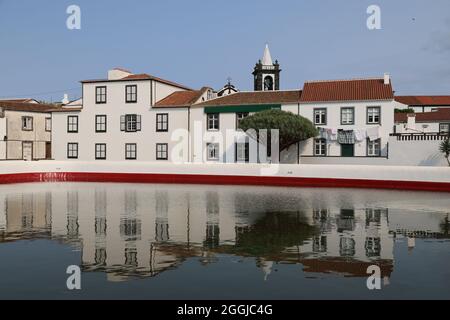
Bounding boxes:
[395,96,450,106]
[81,73,192,90]
[154,87,211,108]
[0,101,62,113]
[0,98,40,104]
[194,90,302,107]
[300,78,394,103]
[394,108,450,123]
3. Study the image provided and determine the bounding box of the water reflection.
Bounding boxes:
[0,183,449,283]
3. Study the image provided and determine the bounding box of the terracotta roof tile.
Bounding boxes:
[395,96,450,106]
[395,108,450,123]
[194,90,302,107]
[154,89,206,108]
[81,73,192,90]
[0,101,62,113]
[300,78,394,103]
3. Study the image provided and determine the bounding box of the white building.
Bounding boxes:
[0,101,57,160]
[51,68,214,162]
[394,108,450,134]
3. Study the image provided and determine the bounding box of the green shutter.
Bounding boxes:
[204,104,281,114]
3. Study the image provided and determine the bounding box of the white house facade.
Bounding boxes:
[51,68,210,162]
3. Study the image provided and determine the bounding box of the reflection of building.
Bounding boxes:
[1,184,449,282]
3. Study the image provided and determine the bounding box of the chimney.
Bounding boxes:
[62,93,69,105]
[108,67,132,80]
[384,73,390,85]
[406,113,416,131]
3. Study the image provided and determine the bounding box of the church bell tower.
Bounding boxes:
[252,44,281,91]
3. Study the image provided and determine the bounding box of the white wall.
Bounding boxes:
[52,79,189,162]
[388,136,448,166]
[0,116,6,159]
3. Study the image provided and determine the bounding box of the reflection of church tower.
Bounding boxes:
[253,44,281,91]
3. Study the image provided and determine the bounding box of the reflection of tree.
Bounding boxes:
[219,212,317,257]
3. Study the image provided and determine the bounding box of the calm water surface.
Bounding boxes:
[0,182,449,299]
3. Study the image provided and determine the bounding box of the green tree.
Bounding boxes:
[238,109,319,151]
[440,138,450,166]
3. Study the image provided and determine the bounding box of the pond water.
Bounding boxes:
[0,182,449,300]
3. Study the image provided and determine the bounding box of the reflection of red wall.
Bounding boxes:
[1,172,450,192]
[301,257,393,278]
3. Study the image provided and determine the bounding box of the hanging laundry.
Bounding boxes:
[354,129,367,141]
[319,127,328,139]
[337,130,355,144]
[367,126,380,141]
[329,128,338,141]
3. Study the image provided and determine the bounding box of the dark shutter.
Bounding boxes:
[136,115,142,131]
[120,115,125,131]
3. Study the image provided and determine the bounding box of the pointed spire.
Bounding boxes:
[261,43,273,66]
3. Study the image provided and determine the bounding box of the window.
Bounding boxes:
[125,143,137,160]
[367,138,381,156]
[120,114,141,132]
[156,143,168,160]
[125,85,137,103]
[236,112,249,129]
[22,116,33,131]
[367,107,381,124]
[95,86,107,104]
[45,118,52,132]
[314,109,327,125]
[67,116,78,133]
[207,113,219,131]
[207,143,219,161]
[156,113,168,132]
[440,123,450,134]
[235,142,249,162]
[341,107,354,125]
[67,143,78,159]
[314,138,327,156]
[95,115,107,132]
[95,143,106,160]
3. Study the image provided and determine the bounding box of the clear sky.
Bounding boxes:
[0,0,449,102]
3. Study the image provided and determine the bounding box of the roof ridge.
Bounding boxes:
[305,77,385,83]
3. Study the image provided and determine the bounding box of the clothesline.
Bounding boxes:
[318,126,381,142]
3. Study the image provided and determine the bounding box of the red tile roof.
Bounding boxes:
[300,78,394,103]
[81,73,192,90]
[154,87,210,108]
[194,90,302,107]
[394,108,450,123]
[0,101,62,113]
[0,98,39,104]
[395,96,450,106]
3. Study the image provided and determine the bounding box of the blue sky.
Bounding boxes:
[0,0,449,102]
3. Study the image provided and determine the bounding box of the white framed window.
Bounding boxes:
[207,113,219,131]
[367,138,381,156]
[95,86,107,104]
[235,142,249,162]
[67,143,78,159]
[45,117,52,132]
[314,108,327,125]
[120,114,141,132]
[67,116,78,133]
[95,115,107,132]
[156,143,168,160]
[314,138,326,156]
[207,143,219,161]
[367,107,381,124]
[95,143,106,160]
[125,143,137,160]
[236,112,249,129]
[125,85,137,103]
[156,113,168,132]
[22,116,33,131]
[341,107,354,125]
